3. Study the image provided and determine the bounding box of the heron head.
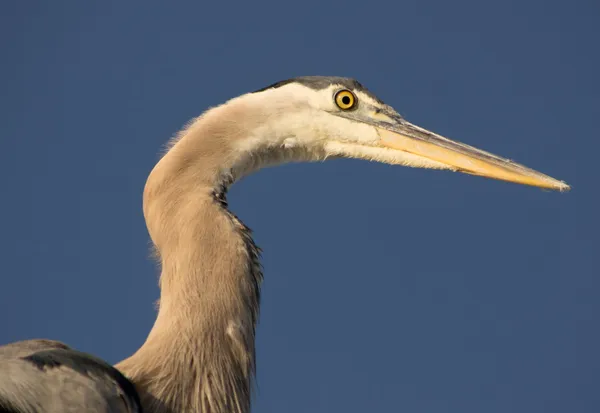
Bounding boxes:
[201,76,569,191]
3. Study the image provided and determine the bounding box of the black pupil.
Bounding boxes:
[341,95,351,105]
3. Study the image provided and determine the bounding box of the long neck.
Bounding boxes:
[116,107,265,413]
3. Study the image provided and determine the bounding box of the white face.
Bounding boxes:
[236,82,451,171]
[249,82,386,146]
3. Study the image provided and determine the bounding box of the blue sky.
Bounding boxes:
[1,1,598,412]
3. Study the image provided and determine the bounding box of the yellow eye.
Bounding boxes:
[334,89,356,110]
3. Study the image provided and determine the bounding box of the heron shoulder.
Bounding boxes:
[0,340,142,413]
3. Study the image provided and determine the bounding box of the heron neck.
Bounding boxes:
[117,133,261,413]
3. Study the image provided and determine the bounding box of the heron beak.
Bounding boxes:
[375,116,570,191]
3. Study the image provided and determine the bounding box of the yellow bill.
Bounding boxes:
[376,122,570,191]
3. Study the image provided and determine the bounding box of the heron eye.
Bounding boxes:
[334,90,356,110]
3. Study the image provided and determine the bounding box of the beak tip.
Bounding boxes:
[543,177,570,192]
[557,181,571,192]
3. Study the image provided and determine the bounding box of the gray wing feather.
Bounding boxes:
[0,339,142,413]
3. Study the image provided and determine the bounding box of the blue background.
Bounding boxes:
[1,1,597,412]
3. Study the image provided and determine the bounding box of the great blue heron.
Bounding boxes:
[0,76,569,413]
